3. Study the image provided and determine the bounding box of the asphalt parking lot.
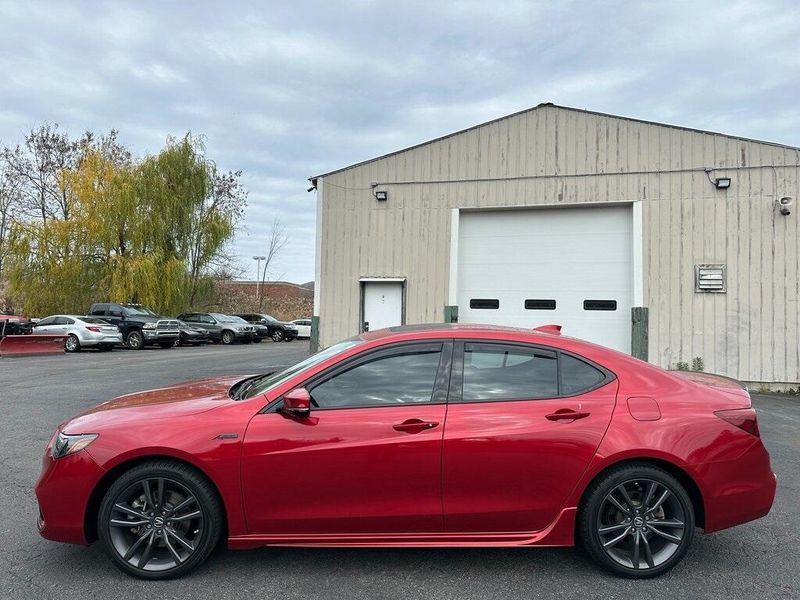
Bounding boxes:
[1,344,798,599]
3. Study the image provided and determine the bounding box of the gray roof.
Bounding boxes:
[310,102,800,181]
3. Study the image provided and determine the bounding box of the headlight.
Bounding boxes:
[52,431,98,459]
[142,322,156,330]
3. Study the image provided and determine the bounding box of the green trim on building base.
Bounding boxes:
[631,306,648,361]
[310,316,320,353]
[444,305,459,323]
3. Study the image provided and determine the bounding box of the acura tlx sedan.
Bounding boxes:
[35,324,776,580]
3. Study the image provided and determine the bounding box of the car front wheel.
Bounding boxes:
[126,330,144,350]
[221,330,234,345]
[98,460,223,580]
[576,463,694,578]
[271,330,284,342]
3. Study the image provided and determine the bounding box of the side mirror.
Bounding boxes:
[281,387,311,418]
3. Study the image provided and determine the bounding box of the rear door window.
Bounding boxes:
[461,343,558,401]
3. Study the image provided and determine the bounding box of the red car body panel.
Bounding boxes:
[35,325,777,551]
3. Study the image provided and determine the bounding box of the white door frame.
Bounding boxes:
[359,277,406,333]
[447,200,644,326]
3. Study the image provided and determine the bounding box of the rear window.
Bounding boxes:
[82,317,111,325]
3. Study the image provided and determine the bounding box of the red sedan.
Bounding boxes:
[35,324,776,579]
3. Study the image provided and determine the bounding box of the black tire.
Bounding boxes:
[221,330,234,345]
[98,460,223,580]
[576,463,694,578]
[64,334,80,353]
[126,330,144,350]
[271,329,284,342]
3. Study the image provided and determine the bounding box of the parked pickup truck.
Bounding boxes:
[88,303,180,350]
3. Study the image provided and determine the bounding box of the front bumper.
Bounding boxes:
[35,445,106,545]
[142,329,180,343]
[694,439,777,533]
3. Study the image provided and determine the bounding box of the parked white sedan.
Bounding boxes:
[31,315,122,352]
[291,318,312,339]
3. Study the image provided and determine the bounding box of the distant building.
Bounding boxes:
[310,103,800,386]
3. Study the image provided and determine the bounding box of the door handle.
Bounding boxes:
[393,419,439,434]
[546,409,590,421]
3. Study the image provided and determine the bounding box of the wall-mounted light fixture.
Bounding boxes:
[777,196,793,216]
[714,177,731,189]
[374,190,388,201]
[704,168,732,190]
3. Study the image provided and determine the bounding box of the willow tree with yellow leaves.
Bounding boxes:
[4,130,246,316]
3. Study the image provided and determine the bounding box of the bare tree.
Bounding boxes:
[0,123,93,223]
[259,217,289,308]
[0,156,23,279]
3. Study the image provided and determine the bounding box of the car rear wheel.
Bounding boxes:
[65,334,80,352]
[271,330,284,342]
[221,330,234,345]
[98,460,223,580]
[126,330,144,350]
[577,463,694,578]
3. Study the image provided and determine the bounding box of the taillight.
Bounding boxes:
[715,408,760,437]
[86,326,102,332]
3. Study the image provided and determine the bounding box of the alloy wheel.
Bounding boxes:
[107,477,204,573]
[271,330,284,342]
[65,334,79,352]
[596,478,686,570]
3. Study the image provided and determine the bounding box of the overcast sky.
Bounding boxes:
[2,1,799,283]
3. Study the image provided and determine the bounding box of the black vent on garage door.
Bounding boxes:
[525,299,556,310]
[583,300,617,311]
[469,299,499,309]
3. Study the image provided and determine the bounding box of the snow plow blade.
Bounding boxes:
[0,335,66,357]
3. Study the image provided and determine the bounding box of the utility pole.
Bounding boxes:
[252,255,265,305]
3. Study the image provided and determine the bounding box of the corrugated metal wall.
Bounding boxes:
[316,105,800,384]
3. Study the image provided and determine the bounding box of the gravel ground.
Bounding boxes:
[0,343,797,599]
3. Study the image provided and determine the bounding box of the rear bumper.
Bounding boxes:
[35,448,106,545]
[694,439,777,533]
[79,333,123,346]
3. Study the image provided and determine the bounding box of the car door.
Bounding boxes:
[54,316,75,334]
[32,316,57,333]
[241,341,452,535]
[442,341,617,533]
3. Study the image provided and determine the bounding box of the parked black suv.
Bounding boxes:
[88,303,180,350]
[235,313,298,342]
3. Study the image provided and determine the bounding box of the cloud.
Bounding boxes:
[1,0,800,283]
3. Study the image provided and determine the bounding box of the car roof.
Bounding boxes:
[360,322,562,339]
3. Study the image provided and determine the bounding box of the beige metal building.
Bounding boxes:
[310,103,800,386]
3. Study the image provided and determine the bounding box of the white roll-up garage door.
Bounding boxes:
[456,205,634,352]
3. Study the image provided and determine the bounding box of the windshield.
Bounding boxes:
[123,306,154,316]
[81,317,112,325]
[237,339,363,400]
[230,316,249,324]
[211,313,238,323]
[262,314,277,323]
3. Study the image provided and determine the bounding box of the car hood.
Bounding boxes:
[62,375,244,433]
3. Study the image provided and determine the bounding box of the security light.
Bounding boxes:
[374,190,388,201]
[714,177,731,189]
